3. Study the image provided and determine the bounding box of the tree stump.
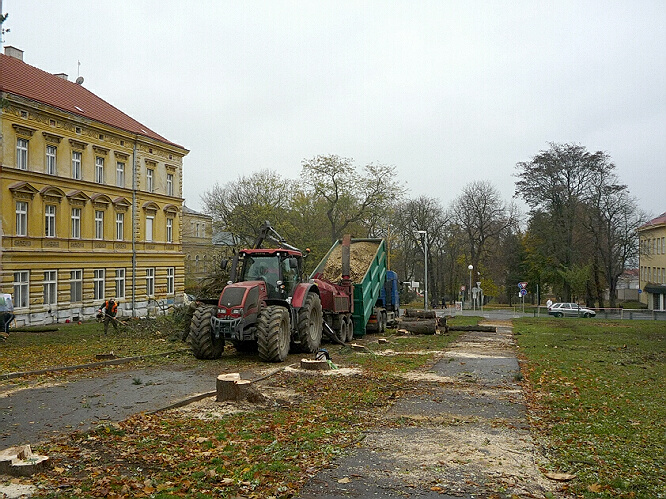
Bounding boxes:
[216,373,267,403]
[300,358,331,371]
[0,445,50,476]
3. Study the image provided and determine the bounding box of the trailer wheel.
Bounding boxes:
[257,306,290,362]
[335,316,346,343]
[294,293,323,353]
[379,311,387,334]
[346,315,355,342]
[188,305,224,359]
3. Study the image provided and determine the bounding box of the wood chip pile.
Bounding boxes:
[319,241,379,283]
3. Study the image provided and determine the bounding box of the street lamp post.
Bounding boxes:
[468,264,473,311]
[416,230,428,311]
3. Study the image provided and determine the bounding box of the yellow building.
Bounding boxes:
[638,212,666,310]
[182,206,214,288]
[0,47,189,324]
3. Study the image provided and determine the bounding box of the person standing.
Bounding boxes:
[0,293,15,338]
[98,298,119,333]
[546,298,553,310]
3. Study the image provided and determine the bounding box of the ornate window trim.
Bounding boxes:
[93,145,109,155]
[9,181,38,200]
[42,131,63,144]
[69,138,88,150]
[12,124,36,137]
[66,190,90,207]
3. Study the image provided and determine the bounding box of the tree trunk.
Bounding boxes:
[216,373,267,403]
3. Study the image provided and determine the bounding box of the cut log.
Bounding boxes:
[403,309,437,319]
[216,373,267,403]
[447,325,496,332]
[399,319,437,335]
[351,343,371,353]
[300,358,331,371]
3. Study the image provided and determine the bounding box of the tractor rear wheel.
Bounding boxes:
[294,293,323,353]
[257,306,290,362]
[346,315,355,342]
[189,305,224,359]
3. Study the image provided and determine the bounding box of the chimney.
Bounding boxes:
[54,73,68,81]
[4,46,24,61]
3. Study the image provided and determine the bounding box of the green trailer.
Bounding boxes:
[310,238,387,337]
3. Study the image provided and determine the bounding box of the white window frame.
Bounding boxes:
[13,271,29,308]
[43,270,57,305]
[166,173,173,196]
[146,216,154,242]
[70,269,83,302]
[166,218,173,243]
[95,210,104,240]
[115,213,124,240]
[71,208,81,239]
[146,168,154,193]
[146,268,155,297]
[45,204,56,238]
[115,268,126,299]
[46,145,57,175]
[93,269,105,300]
[95,157,104,184]
[166,267,174,295]
[72,151,82,180]
[116,162,125,187]
[16,201,28,236]
[16,138,28,170]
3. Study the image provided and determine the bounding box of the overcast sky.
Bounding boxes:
[4,1,665,217]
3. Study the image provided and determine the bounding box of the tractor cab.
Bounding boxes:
[239,250,302,301]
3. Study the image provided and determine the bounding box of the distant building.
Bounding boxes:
[182,206,214,287]
[0,47,189,324]
[605,268,639,303]
[637,212,666,310]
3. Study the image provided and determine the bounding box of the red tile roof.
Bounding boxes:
[639,212,666,229]
[0,53,184,149]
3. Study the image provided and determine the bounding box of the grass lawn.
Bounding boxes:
[0,316,189,376]
[514,318,666,498]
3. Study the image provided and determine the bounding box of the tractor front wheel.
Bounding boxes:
[189,306,224,359]
[257,306,290,362]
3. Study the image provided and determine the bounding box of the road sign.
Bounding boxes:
[460,285,466,291]
[519,289,527,297]
[518,282,528,290]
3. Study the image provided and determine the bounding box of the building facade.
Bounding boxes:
[182,206,214,288]
[0,47,189,325]
[637,212,666,310]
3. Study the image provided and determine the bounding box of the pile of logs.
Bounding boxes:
[398,309,440,335]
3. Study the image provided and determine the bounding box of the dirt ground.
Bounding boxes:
[1,321,566,498]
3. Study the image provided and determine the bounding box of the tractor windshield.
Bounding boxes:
[242,256,280,288]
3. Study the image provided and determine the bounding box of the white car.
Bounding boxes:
[548,302,596,318]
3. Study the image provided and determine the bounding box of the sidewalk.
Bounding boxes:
[297,323,560,498]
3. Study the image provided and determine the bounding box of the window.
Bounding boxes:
[202,223,206,238]
[116,213,124,240]
[45,204,56,238]
[72,151,82,180]
[146,216,154,242]
[166,173,173,196]
[46,145,57,175]
[16,201,28,236]
[43,270,57,305]
[95,210,104,239]
[71,208,81,238]
[195,223,200,237]
[93,269,105,300]
[116,162,125,187]
[663,237,665,254]
[166,267,174,295]
[166,218,173,243]
[146,268,155,297]
[70,270,82,302]
[13,271,29,308]
[146,168,154,192]
[16,138,28,170]
[115,269,125,299]
[95,157,104,184]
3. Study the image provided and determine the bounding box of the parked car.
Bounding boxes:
[548,302,596,318]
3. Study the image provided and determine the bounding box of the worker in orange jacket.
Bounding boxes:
[98,298,119,334]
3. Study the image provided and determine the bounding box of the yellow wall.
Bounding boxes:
[638,224,666,310]
[1,94,188,324]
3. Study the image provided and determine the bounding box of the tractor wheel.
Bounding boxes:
[294,293,323,353]
[346,315,355,343]
[334,316,346,343]
[188,305,224,359]
[257,306,290,362]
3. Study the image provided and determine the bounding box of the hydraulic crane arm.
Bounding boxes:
[253,221,301,252]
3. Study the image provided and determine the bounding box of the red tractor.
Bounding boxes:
[188,222,324,362]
